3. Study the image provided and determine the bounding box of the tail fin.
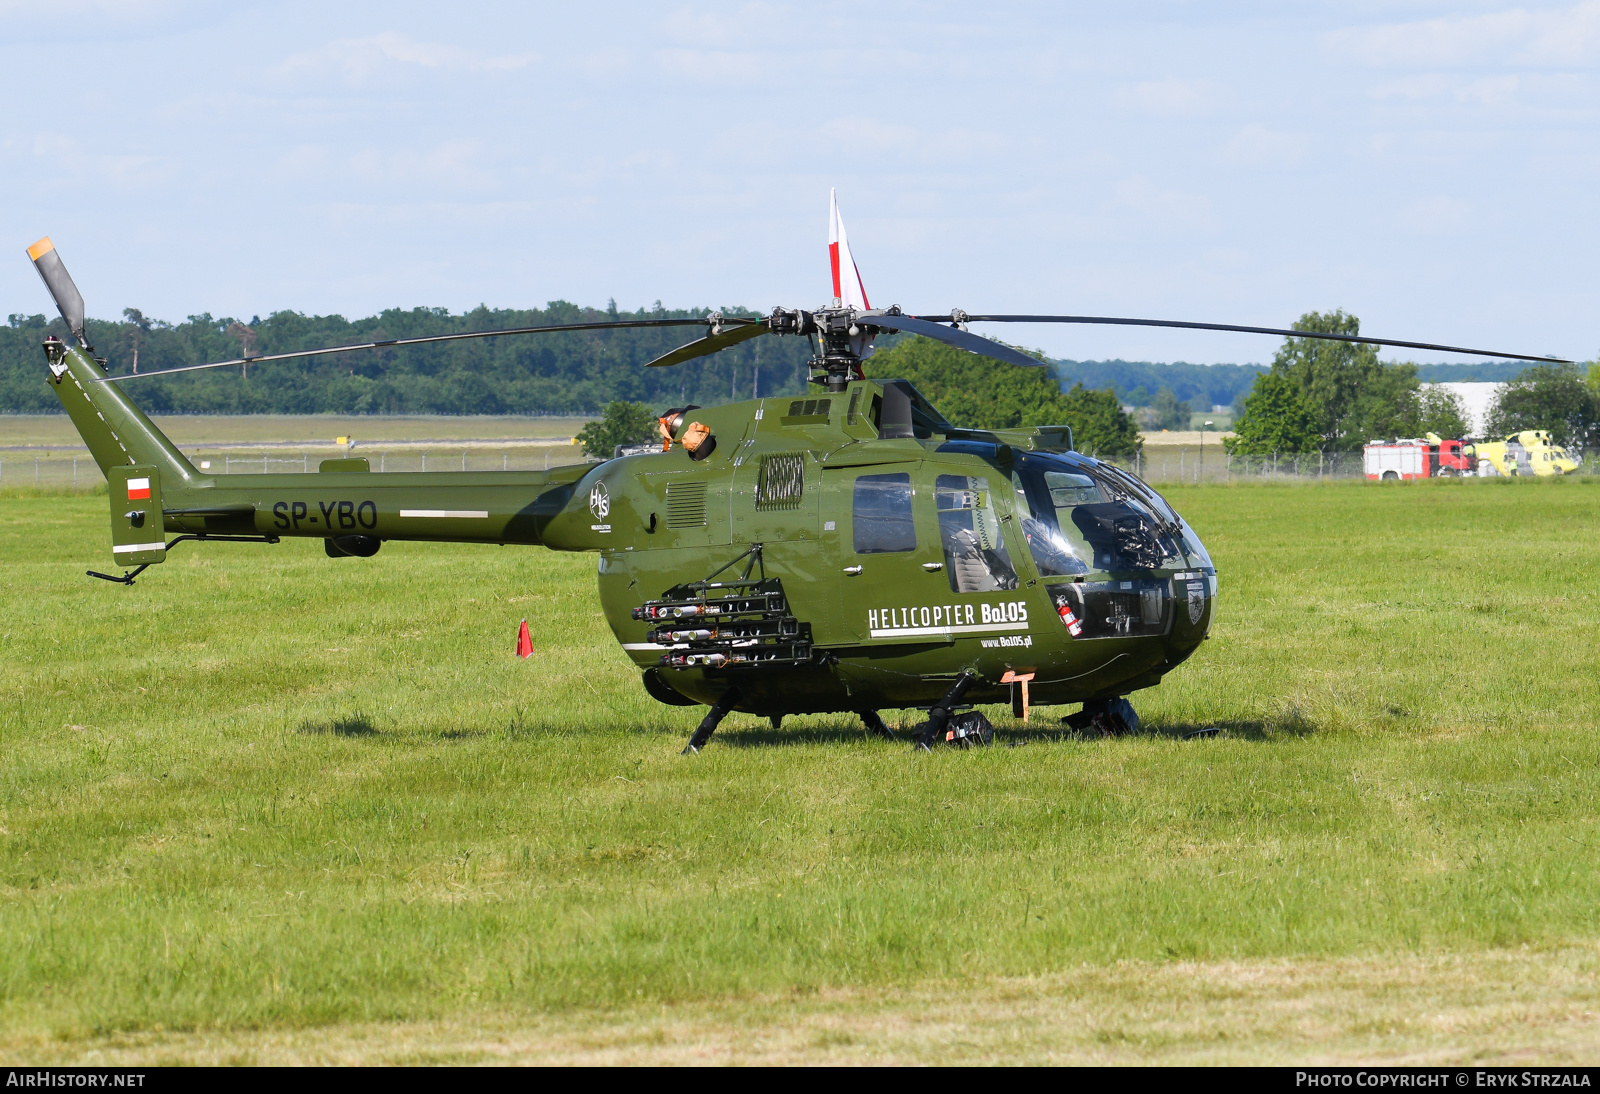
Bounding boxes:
[28,237,201,486]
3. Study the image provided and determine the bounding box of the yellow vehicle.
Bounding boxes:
[1470,430,1582,477]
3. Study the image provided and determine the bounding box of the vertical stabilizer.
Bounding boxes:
[108,465,167,565]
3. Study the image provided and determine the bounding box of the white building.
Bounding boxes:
[1422,381,1503,437]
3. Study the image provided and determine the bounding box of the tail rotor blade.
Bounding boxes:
[26,237,85,344]
[645,320,769,368]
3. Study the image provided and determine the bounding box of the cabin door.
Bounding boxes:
[820,463,947,644]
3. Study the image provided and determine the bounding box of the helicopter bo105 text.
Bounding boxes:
[23,193,1565,751]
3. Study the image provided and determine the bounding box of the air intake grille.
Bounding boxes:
[666,481,708,528]
[756,453,805,511]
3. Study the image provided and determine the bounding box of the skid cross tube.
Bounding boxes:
[683,686,743,754]
[86,533,281,586]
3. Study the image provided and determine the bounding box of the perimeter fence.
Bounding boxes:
[8,442,1600,490]
[1116,446,1600,485]
[0,446,593,489]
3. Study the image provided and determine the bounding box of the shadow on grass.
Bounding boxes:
[297,712,379,737]
[969,718,1304,745]
[712,714,1318,749]
[716,720,886,748]
[645,701,1323,751]
[1138,719,1275,742]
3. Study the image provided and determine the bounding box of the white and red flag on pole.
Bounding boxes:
[829,188,870,310]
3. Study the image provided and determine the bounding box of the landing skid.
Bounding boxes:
[86,533,280,586]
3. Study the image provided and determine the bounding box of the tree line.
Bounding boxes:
[1053,355,1527,428]
[0,303,815,416]
[1226,310,1600,455]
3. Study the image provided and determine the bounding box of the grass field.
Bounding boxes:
[4,478,1600,1064]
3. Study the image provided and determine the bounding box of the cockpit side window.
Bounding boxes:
[936,475,1019,592]
[852,472,916,553]
[1012,467,1094,577]
[1011,453,1183,575]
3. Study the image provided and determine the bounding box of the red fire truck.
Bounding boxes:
[1363,434,1475,480]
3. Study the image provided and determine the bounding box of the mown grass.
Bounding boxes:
[3,477,1600,1062]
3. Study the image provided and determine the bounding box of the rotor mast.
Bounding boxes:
[769,305,881,393]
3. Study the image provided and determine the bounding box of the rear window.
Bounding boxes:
[853,473,916,553]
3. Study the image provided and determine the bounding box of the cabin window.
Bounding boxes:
[935,475,1018,593]
[852,472,916,553]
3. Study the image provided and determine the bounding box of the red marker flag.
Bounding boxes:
[516,619,533,659]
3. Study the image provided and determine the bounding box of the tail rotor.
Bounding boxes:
[26,237,87,347]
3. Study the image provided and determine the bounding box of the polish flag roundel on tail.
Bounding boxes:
[126,477,151,501]
[828,188,870,310]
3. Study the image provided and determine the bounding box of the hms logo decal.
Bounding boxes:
[589,482,612,532]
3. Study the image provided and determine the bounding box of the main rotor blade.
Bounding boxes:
[933,314,1569,365]
[645,319,768,368]
[26,237,86,344]
[94,317,715,383]
[866,312,1044,368]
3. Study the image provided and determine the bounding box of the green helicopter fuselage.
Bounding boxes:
[48,338,1216,717]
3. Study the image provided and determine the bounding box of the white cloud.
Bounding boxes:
[1113,176,1215,234]
[1327,2,1600,69]
[0,0,227,44]
[270,139,499,194]
[657,3,788,49]
[655,46,786,84]
[1113,77,1224,119]
[1398,195,1475,236]
[1457,75,1521,104]
[1369,74,1453,100]
[1219,124,1309,168]
[279,32,538,83]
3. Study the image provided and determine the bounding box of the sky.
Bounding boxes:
[1,1,1596,365]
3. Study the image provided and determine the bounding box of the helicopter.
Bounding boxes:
[23,193,1567,752]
